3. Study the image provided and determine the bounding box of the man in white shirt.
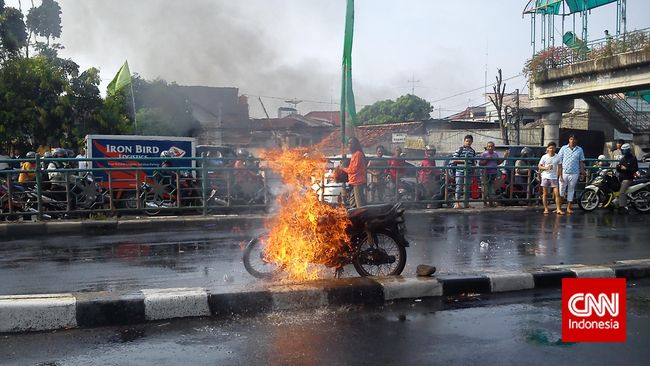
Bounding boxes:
[557,135,586,214]
[76,147,90,174]
[538,142,562,215]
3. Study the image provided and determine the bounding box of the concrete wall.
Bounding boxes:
[425,128,543,154]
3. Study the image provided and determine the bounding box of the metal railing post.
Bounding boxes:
[201,154,207,216]
[6,171,14,215]
[35,155,43,220]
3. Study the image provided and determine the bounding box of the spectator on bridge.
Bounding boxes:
[9,148,22,169]
[388,146,406,183]
[18,151,38,188]
[479,141,506,207]
[451,135,476,209]
[558,135,586,214]
[367,145,387,203]
[538,143,562,215]
[610,139,624,161]
[76,147,90,174]
[341,137,367,208]
[614,143,638,214]
[418,145,441,208]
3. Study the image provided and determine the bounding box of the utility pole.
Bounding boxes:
[514,89,521,145]
[407,74,421,95]
[258,97,270,119]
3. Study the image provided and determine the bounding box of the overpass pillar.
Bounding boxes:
[543,112,562,146]
[531,98,574,146]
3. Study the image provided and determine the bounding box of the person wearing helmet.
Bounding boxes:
[591,154,610,179]
[558,135,586,214]
[615,143,638,213]
[47,148,68,183]
[155,150,177,186]
[47,148,73,203]
[419,145,441,208]
[18,151,38,187]
[514,147,533,188]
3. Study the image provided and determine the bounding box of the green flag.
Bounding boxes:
[340,0,357,144]
[107,61,132,96]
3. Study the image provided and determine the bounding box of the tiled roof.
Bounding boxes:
[251,114,335,131]
[305,111,342,126]
[318,122,423,153]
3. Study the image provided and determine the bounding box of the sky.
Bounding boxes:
[5,0,650,119]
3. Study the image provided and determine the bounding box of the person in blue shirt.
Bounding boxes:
[451,135,476,209]
[557,135,586,214]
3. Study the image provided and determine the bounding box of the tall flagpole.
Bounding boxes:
[340,0,357,155]
[130,82,138,133]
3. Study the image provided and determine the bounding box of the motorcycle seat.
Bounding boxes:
[347,203,402,221]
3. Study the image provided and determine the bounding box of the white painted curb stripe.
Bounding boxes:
[0,294,77,333]
[615,259,650,266]
[488,272,535,292]
[373,277,443,300]
[571,266,616,278]
[268,284,328,311]
[142,288,210,321]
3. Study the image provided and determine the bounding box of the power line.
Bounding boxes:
[430,73,525,104]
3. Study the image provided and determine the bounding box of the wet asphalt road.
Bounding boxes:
[1,209,649,295]
[2,278,649,366]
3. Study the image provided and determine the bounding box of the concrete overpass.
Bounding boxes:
[529,47,650,145]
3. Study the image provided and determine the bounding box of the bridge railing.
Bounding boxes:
[0,155,634,220]
[524,27,650,75]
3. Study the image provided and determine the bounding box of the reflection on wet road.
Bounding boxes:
[1,210,648,295]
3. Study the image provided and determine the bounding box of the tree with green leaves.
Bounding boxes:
[357,94,432,125]
[0,5,28,60]
[0,0,131,150]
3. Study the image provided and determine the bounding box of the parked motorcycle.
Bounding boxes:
[579,170,650,212]
[243,202,409,278]
[141,170,201,216]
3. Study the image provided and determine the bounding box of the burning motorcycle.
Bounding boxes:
[243,202,409,278]
[579,170,650,212]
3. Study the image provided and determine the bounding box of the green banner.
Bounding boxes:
[107,61,132,97]
[340,0,357,144]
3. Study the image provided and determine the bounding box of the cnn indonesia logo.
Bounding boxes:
[562,278,626,342]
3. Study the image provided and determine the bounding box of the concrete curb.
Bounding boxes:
[1,215,266,239]
[0,206,537,239]
[1,260,649,334]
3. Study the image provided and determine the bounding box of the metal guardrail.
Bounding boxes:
[530,27,650,70]
[0,155,618,221]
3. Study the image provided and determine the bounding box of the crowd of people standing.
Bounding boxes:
[333,134,641,212]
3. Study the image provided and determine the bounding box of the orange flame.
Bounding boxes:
[260,148,351,280]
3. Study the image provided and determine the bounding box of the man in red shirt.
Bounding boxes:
[388,146,406,182]
[418,145,440,208]
[341,137,367,208]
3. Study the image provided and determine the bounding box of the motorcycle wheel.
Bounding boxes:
[243,233,281,279]
[578,189,600,212]
[352,230,407,277]
[632,190,650,213]
[143,191,162,216]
